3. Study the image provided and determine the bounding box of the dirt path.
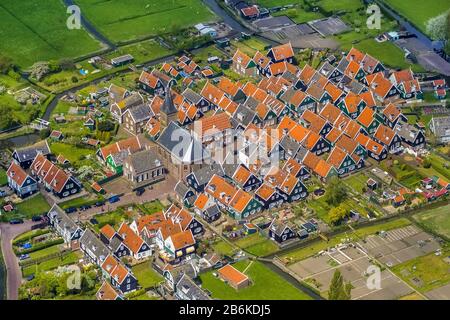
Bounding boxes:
[0,220,38,300]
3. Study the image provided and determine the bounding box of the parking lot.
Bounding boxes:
[308,17,351,36]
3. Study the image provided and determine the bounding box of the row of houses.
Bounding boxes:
[7,141,82,199]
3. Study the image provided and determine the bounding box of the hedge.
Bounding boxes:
[13,229,51,246]
[14,238,64,255]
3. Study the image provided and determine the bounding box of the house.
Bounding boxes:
[80,229,110,266]
[232,49,256,77]
[12,140,50,169]
[193,194,222,223]
[205,174,262,219]
[30,154,82,199]
[175,274,211,300]
[182,88,211,113]
[389,69,422,99]
[264,166,308,202]
[355,133,387,161]
[381,103,407,129]
[356,107,380,135]
[327,147,361,176]
[97,135,144,165]
[6,161,38,198]
[101,255,138,294]
[47,204,83,249]
[374,124,403,154]
[158,229,196,264]
[96,281,123,300]
[232,164,262,192]
[117,223,152,260]
[253,51,272,77]
[111,54,134,67]
[156,122,210,180]
[186,163,225,193]
[110,92,144,123]
[123,149,165,189]
[165,204,204,236]
[192,112,234,150]
[162,262,198,292]
[122,104,154,135]
[255,183,285,210]
[365,72,399,102]
[429,116,450,144]
[337,93,366,119]
[108,84,130,103]
[395,123,426,151]
[241,5,259,20]
[218,264,250,290]
[268,219,297,244]
[267,42,294,64]
[283,157,310,180]
[174,181,196,207]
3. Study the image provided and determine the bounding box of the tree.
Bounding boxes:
[328,270,352,300]
[39,128,51,139]
[0,54,12,74]
[426,11,449,41]
[325,176,348,206]
[328,205,349,226]
[30,62,50,81]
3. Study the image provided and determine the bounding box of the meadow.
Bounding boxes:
[0,0,103,68]
[75,0,215,43]
[383,0,450,35]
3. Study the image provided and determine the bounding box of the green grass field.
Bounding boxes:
[413,204,450,240]
[28,244,62,260]
[131,263,163,289]
[0,0,103,68]
[212,240,236,256]
[383,0,450,35]
[234,233,279,257]
[392,249,450,293]
[50,142,95,164]
[199,260,312,300]
[3,194,52,221]
[0,168,7,186]
[76,0,215,43]
[22,252,79,277]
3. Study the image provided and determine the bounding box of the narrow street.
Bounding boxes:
[0,220,39,300]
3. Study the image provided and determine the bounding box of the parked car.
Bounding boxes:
[65,207,77,214]
[31,215,42,222]
[108,195,120,204]
[135,188,145,196]
[26,275,35,281]
[9,219,24,225]
[80,205,92,211]
[90,218,99,225]
[95,201,105,207]
[19,254,30,261]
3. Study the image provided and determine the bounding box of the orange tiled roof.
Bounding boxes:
[218,264,248,286]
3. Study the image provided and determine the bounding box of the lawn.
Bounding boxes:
[93,209,131,231]
[382,0,450,35]
[392,249,450,293]
[131,263,164,289]
[141,200,165,215]
[5,194,52,221]
[22,251,79,277]
[232,38,270,57]
[104,39,175,64]
[0,0,103,68]
[413,204,450,240]
[282,218,411,263]
[28,244,62,260]
[234,233,279,257]
[199,260,312,300]
[50,142,95,165]
[343,173,370,194]
[76,0,216,43]
[212,240,236,257]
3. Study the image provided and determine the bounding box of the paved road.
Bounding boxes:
[0,220,38,300]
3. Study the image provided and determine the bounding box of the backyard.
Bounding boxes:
[1,194,51,221]
[131,263,164,289]
[199,260,312,300]
[234,233,279,257]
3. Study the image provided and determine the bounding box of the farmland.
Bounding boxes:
[413,204,450,240]
[382,0,450,35]
[0,0,103,68]
[75,0,216,43]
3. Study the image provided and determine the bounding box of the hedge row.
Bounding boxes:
[14,238,64,255]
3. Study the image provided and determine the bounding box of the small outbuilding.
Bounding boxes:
[218,264,250,290]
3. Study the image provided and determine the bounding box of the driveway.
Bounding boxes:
[78,175,177,221]
[0,220,38,300]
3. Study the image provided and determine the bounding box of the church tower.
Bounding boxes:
[160,83,178,128]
